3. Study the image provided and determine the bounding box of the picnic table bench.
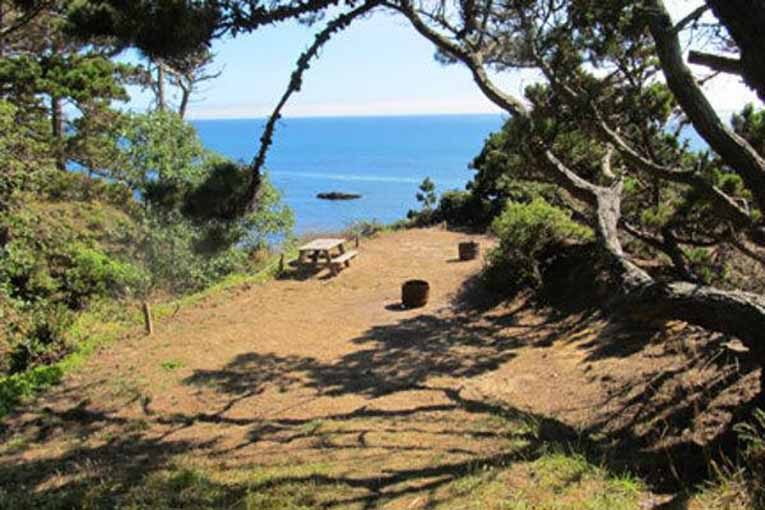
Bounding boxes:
[298,238,358,275]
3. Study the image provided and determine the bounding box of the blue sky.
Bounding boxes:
[129,2,762,119]
[140,10,519,118]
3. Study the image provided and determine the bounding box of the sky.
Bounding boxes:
[130,1,763,119]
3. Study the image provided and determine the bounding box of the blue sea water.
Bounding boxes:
[193,115,505,233]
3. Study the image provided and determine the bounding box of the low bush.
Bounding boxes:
[345,219,388,238]
[63,244,147,307]
[485,198,593,292]
[435,189,495,227]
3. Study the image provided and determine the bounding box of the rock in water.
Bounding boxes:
[317,192,362,200]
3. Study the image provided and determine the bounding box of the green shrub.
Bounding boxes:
[485,198,593,291]
[407,177,439,226]
[0,365,63,417]
[39,171,137,214]
[63,244,147,306]
[435,189,495,227]
[345,219,387,238]
[2,299,74,374]
[139,213,250,294]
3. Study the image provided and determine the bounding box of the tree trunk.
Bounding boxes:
[51,95,65,171]
[645,0,765,216]
[399,1,765,391]
[157,61,166,112]
[179,86,190,119]
[705,0,765,101]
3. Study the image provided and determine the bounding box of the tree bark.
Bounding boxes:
[51,95,65,171]
[645,0,765,216]
[705,0,765,101]
[244,0,380,212]
[390,0,765,371]
[157,61,166,111]
[178,84,190,119]
[687,50,743,76]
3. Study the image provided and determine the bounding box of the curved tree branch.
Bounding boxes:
[243,0,381,211]
[644,0,765,216]
[222,0,341,32]
[385,0,765,360]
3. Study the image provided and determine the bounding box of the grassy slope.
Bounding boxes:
[0,196,295,418]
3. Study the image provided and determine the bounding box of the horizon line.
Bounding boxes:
[187,110,507,121]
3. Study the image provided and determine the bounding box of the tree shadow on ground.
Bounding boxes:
[0,425,218,508]
[0,386,647,508]
[0,271,759,507]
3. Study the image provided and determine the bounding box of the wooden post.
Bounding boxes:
[142,301,154,336]
[278,253,285,273]
[355,235,360,248]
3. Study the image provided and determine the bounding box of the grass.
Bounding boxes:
[434,447,645,510]
[0,449,644,510]
[692,468,754,510]
[0,461,355,510]
[0,394,652,510]
[0,248,298,421]
[160,360,184,372]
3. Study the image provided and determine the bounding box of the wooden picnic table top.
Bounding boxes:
[298,238,346,252]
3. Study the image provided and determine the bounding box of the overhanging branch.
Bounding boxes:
[688,50,742,76]
[243,0,380,211]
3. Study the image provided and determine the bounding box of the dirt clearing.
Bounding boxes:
[0,228,752,509]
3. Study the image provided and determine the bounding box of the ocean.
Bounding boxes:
[193,115,505,233]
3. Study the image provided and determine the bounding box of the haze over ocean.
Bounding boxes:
[193,114,505,233]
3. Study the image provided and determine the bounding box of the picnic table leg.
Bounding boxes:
[325,249,339,276]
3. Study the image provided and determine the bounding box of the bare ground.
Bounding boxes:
[0,228,757,508]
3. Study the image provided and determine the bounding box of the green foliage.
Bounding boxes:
[0,1,296,408]
[732,104,765,157]
[63,244,147,305]
[114,109,208,201]
[416,177,437,210]
[683,247,728,286]
[184,161,294,251]
[407,177,439,225]
[139,212,250,294]
[0,99,55,204]
[67,0,221,60]
[239,174,295,250]
[486,198,593,290]
[0,365,63,418]
[161,359,184,371]
[0,180,145,374]
[434,189,495,227]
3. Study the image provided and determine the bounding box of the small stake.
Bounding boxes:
[142,301,154,336]
[355,235,360,248]
[278,253,285,273]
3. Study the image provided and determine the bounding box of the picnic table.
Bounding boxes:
[298,237,358,275]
